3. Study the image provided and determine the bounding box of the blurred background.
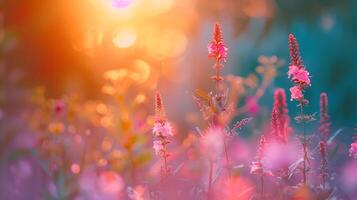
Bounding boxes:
[2,0,356,130]
[1,0,357,199]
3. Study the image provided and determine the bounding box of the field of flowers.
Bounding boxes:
[1,1,357,200]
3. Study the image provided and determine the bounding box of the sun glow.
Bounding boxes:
[112,28,137,48]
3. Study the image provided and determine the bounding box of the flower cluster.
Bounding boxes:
[208,23,228,63]
[250,136,272,176]
[152,91,173,156]
[152,91,173,177]
[271,88,291,142]
[319,92,331,139]
[287,34,311,101]
[349,126,357,159]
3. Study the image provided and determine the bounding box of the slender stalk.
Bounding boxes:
[161,137,169,179]
[207,159,214,200]
[223,136,231,178]
[215,63,220,93]
[260,175,264,196]
[300,103,307,186]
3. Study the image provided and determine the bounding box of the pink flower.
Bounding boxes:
[349,142,357,159]
[246,96,260,116]
[54,99,65,115]
[208,23,228,62]
[152,122,173,137]
[288,34,304,68]
[200,127,224,160]
[250,136,273,176]
[289,86,303,100]
[287,34,311,103]
[250,161,263,175]
[319,93,331,139]
[153,140,164,155]
[271,89,291,142]
[98,170,124,195]
[288,65,311,86]
[208,43,228,62]
[250,161,273,176]
[287,65,300,78]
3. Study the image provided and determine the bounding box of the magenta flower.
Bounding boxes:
[200,127,224,160]
[350,127,357,159]
[208,23,228,62]
[246,96,260,116]
[289,86,303,100]
[288,65,311,86]
[319,92,331,139]
[287,34,311,102]
[271,88,291,142]
[349,142,357,159]
[54,99,65,115]
[152,91,172,177]
[153,140,164,155]
[152,121,173,137]
[250,161,273,176]
[250,136,272,176]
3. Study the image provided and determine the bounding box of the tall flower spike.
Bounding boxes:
[288,33,304,68]
[271,88,291,142]
[319,93,331,140]
[155,91,166,123]
[287,34,311,101]
[250,136,272,176]
[152,91,173,178]
[208,23,228,63]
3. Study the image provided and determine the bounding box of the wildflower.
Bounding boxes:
[288,34,311,102]
[152,121,173,137]
[127,186,145,200]
[154,91,166,123]
[208,23,228,63]
[200,127,224,160]
[319,93,331,139]
[71,163,81,174]
[246,96,260,116]
[289,86,303,101]
[98,170,124,194]
[349,126,357,159]
[350,142,357,159]
[152,91,172,177]
[288,65,311,86]
[288,33,304,68]
[53,99,65,115]
[250,136,272,176]
[271,88,291,142]
[250,136,272,195]
[153,140,164,155]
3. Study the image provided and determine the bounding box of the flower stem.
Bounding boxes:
[207,159,214,200]
[223,136,231,179]
[162,141,169,179]
[260,175,264,196]
[300,103,308,186]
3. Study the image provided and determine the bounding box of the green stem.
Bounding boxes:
[300,103,307,186]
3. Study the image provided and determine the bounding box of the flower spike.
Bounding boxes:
[288,33,304,68]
